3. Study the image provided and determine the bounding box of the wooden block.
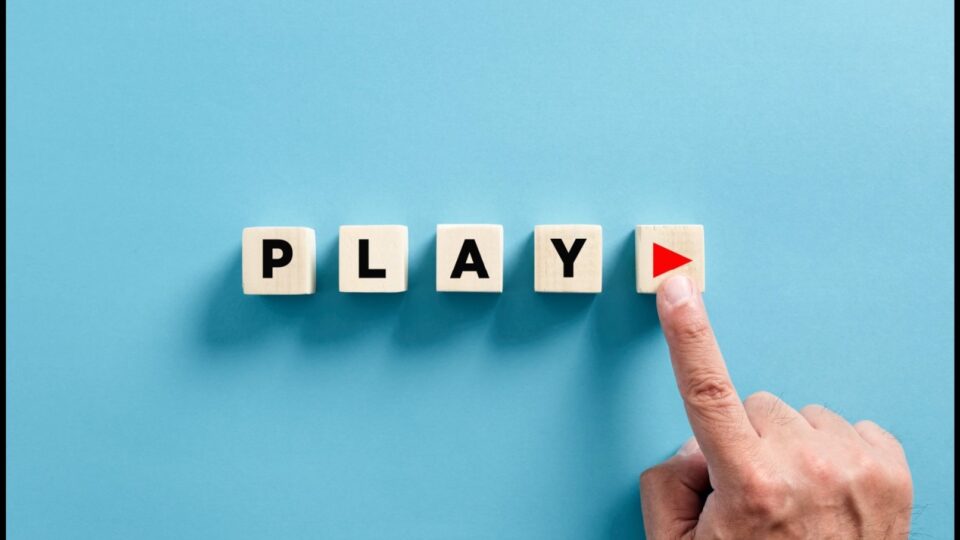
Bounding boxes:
[534,225,602,293]
[635,225,705,294]
[242,227,316,295]
[436,224,503,293]
[339,225,408,293]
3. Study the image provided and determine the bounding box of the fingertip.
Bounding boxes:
[656,277,709,342]
[658,275,695,306]
[656,276,701,325]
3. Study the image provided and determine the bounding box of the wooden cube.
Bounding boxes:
[339,225,408,293]
[436,224,503,293]
[534,225,602,293]
[635,225,705,294]
[242,227,316,295]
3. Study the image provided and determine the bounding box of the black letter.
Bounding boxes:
[358,239,387,278]
[450,239,490,279]
[550,238,586,277]
[262,239,293,278]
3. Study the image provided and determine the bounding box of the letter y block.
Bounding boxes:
[534,225,602,293]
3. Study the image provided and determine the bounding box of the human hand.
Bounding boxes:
[639,276,913,539]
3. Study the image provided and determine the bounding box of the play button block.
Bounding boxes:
[635,225,705,294]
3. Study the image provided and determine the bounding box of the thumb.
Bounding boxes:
[640,437,710,539]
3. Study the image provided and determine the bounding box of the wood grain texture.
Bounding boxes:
[339,225,408,293]
[635,224,705,294]
[436,224,503,292]
[242,227,316,295]
[534,225,602,293]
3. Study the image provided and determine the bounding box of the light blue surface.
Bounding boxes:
[7,1,954,538]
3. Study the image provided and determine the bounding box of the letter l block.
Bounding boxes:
[339,225,408,292]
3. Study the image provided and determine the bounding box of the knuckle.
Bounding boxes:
[878,425,903,446]
[639,465,666,489]
[739,471,788,517]
[742,493,779,518]
[887,431,906,450]
[797,448,842,486]
[858,455,913,496]
[745,391,778,409]
[852,453,888,486]
[744,390,772,404]
[683,371,737,412]
[888,466,914,500]
[857,419,905,447]
[668,313,713,346]
[799,403,827,417]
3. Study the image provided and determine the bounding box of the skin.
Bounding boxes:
[640,276,913,540]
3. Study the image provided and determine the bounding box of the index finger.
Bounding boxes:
[656,276,759,481]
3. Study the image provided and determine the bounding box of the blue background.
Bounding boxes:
[7,1,954,538]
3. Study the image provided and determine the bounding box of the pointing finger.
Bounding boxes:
[656,276,759,482]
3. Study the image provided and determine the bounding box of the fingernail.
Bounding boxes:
[661,276,694,306]
[675,436,699,457]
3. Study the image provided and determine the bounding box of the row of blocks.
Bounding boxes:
[242,225,705,295]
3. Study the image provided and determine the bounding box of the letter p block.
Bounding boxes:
[242,227,316,294]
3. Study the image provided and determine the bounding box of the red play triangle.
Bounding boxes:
[653,243,693,277]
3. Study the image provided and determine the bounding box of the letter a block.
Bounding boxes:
[534,225,602,293]
[242,227,316,295]
[635,225,705,294]
[339,225,408,293]
[436,224,503,293]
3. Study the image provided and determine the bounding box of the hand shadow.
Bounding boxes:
[605,479,646,539]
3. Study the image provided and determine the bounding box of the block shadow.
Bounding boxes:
[198,249,315,351]
[489,232,596,347]
[578,233,659,539]
[198,233,661,353]
[196,233,662,533]
[588,232,660,359]
[392,235,500,349]
[299,237,404,346]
